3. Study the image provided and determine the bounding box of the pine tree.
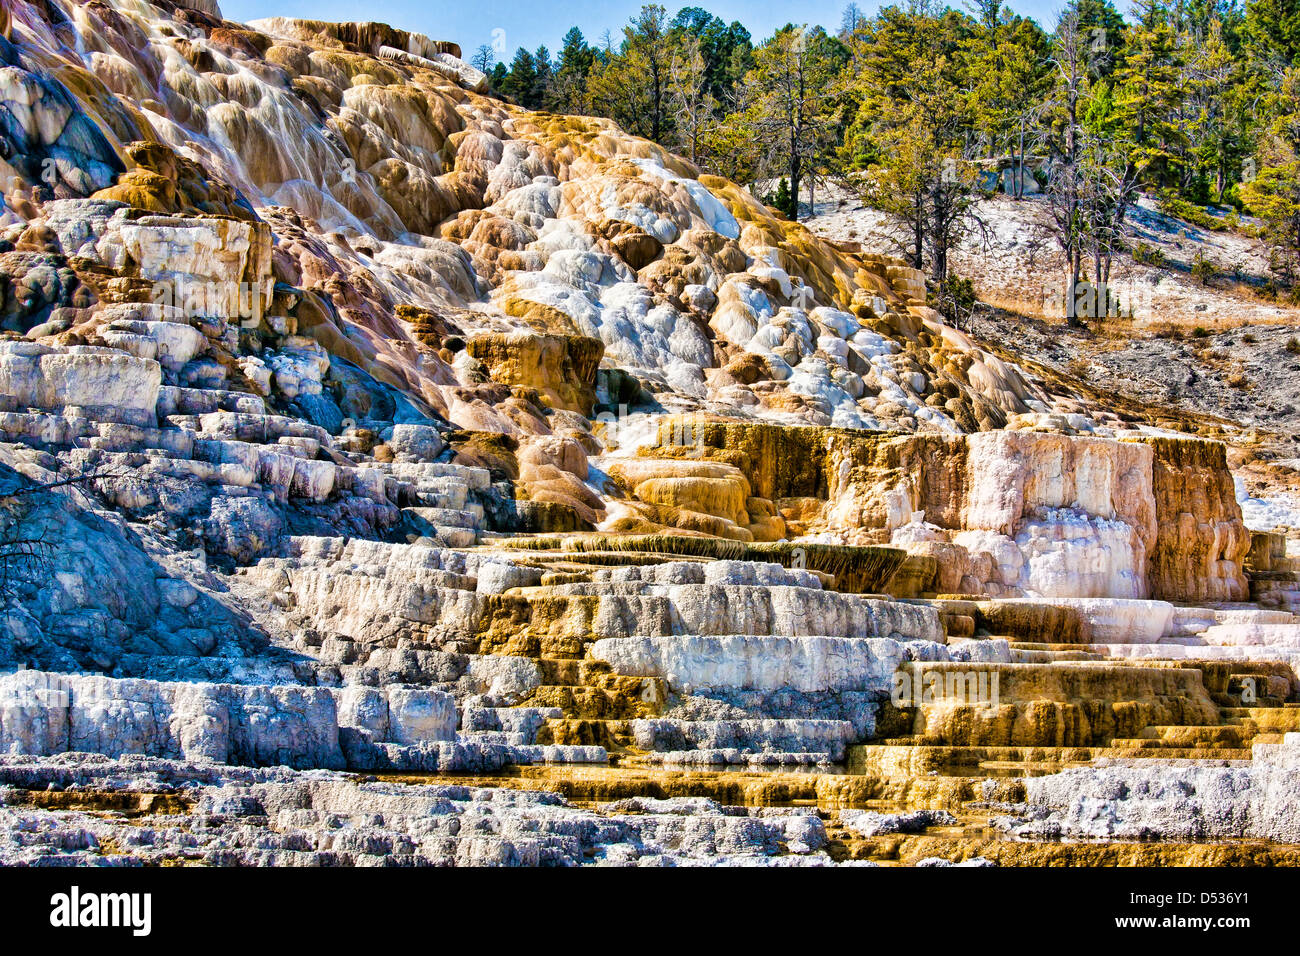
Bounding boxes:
[533,46,554,109]
[840,2,866,40]
[1186,16,1251,200]
[771,178,795,218]
[966,12,1053,197]
[669,8,753,101]
[1245,0,1300,64]
[844,6,977,278]
[587,5,676,144]
[668,33,715,165]
[1074,0,1128,76]
[1242,66,1300,284]
[500,48,540,108]
[1079,82,1142,303]
[1045,3,1091,323]
[551,28,595,113]
[739,24,845,221]
[1112,0,1190,186]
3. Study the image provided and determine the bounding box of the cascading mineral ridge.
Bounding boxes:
[0,0,1295,872]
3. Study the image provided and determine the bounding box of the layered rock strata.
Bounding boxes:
[0,0,1296,867]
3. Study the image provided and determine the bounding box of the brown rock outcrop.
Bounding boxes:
[466,332,603,415]
[1137,436,1250,603]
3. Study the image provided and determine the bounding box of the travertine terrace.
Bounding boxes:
[0,0,1298,866]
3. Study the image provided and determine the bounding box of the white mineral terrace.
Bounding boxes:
[0,0,1297,867]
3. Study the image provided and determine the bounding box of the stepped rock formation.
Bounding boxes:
[0,0,1298,866]
[620,421,1246,602]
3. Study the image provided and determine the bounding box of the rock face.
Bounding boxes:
[0,34,123,199]
[0,342,161,426]
[0,754,833,866]
[998,733,1300,844]
[1142,436,1250,603]
[592,636,912,696]
[466,332,603,414]
[0,0,1295,868]
[1,670,342,768]
[636,420,1246,602]
[901,660,1220,747]
[0,670,456,769]
[954,432,1157,598]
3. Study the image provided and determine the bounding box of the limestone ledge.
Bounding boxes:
[1000,734,1300,844]
[268,576,943,651]
[631,718,858,761]
[0,754,832,866]
[0,341,161,426]
[0,669,453,770]
[994,598,1175,644]
[591,635,916,696]
[641,423,1249,604]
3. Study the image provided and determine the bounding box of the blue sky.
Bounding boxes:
[221,0,1073,63]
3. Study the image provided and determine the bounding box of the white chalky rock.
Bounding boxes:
[0,754,841,865]
[1234,475,1300,532]
[290,458,336,500]
[140,321,207,373]
[465,656,542,704]
[0,342,162,424]
[647,585,941,642]
[631,718,856,757]
[995,597,1175,643]
[1001,735,1300,844]
[0,671,455,768]
[386,688,458,745]
[963,431,1155,538]
[700,561,823,589]
[947,638,1012,663]
[475,562,545,594]
[387,423,447,462]
[1198,622,1300,648]
[238,355,273,395]
[115,219,270,290]
[267,346,328,399]
[590,636,913,695]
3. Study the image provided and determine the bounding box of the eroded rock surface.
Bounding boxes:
[0,0,1296,867]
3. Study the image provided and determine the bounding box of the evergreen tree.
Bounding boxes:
[552,28,596,112]
[1063,0,1129,77]
[771,177,795,218]
[1113,0,1190,186]
[669,8,753,100]
[966,12,1053,197]
[668,33,714,164]
[844,6,977,278]
[740,24,845,221]
[1186,16,1252,199]
[1245,0,1300,63]
[1045,3,1092,322]
[1242,66,1300,283]
[1079,82,1142,301]
[587,4,676,143]
[500,48,540,107]
[533,46,554,108]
